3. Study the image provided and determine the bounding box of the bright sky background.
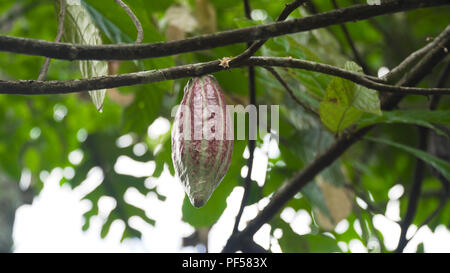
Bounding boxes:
[11,118,450,253]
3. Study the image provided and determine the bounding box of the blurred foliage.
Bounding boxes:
[0,0,449,253]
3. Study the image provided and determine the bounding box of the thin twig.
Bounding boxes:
[395,61,450,253]
[404,195,448,250]
[114,0,143,43]
[263,66,319,117]
[344,184,384,215]
[37,0,66,81]
[228,1,304,250]
[383,31,450,84]
[429,62,450,110]
[394,126,428,253]
[230,0,307,66]
[0,0,446,61]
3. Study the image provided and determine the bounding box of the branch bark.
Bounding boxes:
[0,0,447,60]
[2,54,450,95]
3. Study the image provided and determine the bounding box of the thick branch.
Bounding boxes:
[0,0,447,60]
[2,55,450,95]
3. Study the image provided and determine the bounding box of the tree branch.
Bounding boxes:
[384,36,444,83]
[247,55,450,95]
[2,54,450,95]
[394,60,450,253]
[230,0,307,244]
[0,0,447,60]
[221,24,450,253]
[405,194,448,249]
[230,0,307,65]
[394,126,428,253]
[429,62,450,110]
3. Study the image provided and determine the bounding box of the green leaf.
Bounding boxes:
[365,136,450,181]
[359,110,450,137]
[342,62,381,115]
[319,101,363,133]
[276,220,340,253]
[417,242,425,253]
[319,61,381,133]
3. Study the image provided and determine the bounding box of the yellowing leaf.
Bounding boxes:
[195,0,217,34]
[57,0,108,112]
[165,4,198,41]
[314,176,354,231]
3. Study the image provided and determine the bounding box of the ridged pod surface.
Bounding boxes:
[172,75,233,208]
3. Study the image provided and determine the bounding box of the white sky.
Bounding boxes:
[11,118,450,253]
[12,163,450,253]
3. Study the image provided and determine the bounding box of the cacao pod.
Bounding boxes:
[171,75,233,208]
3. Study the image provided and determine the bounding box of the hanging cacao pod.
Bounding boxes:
[171,75,233,208]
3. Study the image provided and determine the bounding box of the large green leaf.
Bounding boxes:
[359,110,450,137]
[276,219,340,253]
[319,61,381,133]
[319,101,363,133]
[366,136,450,181]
